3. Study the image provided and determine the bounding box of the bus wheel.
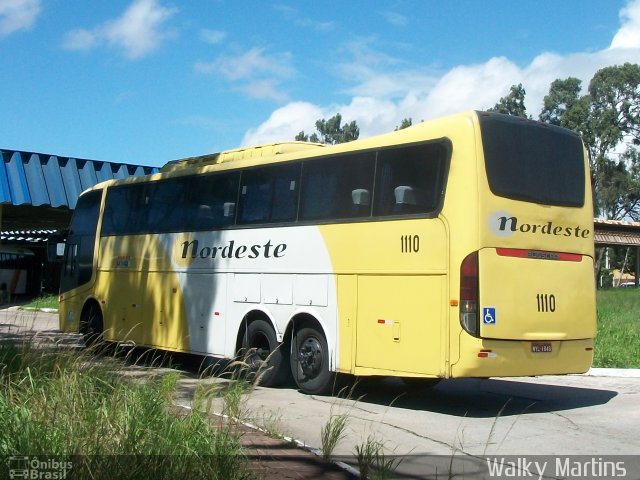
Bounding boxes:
[81,303,103,347]
[241,319,287,387]
[291,326,333,395]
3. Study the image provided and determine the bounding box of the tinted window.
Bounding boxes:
[480,112,585,206]
[61,189,102,291]
[70,189,102,236]
[374,142,448,216]
[238,164,300,224]
[184,173,239,230]
[101,184,145,235]
[147,178,189,232]
[300,152,375,220]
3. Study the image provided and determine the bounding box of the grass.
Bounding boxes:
[19,294,59,310]
[320,413,349,460]
[354,435,401,480]
[594,289,640,368]
[0,339,252,479]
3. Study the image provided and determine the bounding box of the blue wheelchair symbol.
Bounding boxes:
[482,307,496,325]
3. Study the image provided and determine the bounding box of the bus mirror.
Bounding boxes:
[223,202,236,217]
[351,189,370,206]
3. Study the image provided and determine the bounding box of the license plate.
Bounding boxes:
[531,342,552,353]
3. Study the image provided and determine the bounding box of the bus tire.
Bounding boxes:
[241,319,287,387]
[81,302,104,347]
[291,326,334,395]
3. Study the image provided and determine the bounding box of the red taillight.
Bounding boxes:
[460,251,479,336]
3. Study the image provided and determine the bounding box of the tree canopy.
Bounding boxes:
[295,113,359,145]
[495,63,640,221]
[488,83,529,118]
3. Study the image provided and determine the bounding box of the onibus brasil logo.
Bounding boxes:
[6,457,72,479]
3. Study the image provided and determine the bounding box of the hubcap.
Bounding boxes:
[299,336,323,378]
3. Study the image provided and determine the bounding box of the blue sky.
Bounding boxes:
[1,0,640,167]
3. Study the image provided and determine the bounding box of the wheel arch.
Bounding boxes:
[79,297,102,335]
[234,307,278,356]
[284,311,333,370]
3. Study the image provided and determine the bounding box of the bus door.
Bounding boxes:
[353,219,448,376]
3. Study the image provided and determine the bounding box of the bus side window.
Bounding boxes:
[301,152,375,221]
[238,164,299,224]
[147,178,188,232]
[373,142,448,217]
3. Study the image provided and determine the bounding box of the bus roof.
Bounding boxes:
[160,141,325,173]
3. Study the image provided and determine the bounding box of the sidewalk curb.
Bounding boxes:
[583,368,640,378]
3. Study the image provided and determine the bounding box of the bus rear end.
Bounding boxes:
[453,112,596,378]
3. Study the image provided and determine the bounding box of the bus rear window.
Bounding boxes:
[479,112,585,207]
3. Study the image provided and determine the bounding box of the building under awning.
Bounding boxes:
[0,148,158,295]
[594,218,640,246]
[594,219,640,287]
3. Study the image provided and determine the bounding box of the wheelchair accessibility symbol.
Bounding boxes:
[482,307,497,325]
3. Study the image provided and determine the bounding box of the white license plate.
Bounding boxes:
[531,342,552,353]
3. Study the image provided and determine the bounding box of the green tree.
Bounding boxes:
[295,113,360,145]
[488,84,529,118]
[295,131,319,143]
[539,77,587,130]
[395,118,412,130]
[539,63,640,221]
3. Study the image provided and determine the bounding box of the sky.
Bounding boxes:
[1,0,640,168]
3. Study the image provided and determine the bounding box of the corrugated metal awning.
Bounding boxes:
[0,149,158,209]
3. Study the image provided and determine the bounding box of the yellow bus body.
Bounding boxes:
[59,111,596,393]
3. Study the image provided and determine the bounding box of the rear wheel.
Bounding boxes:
[291,326,334,395]
[241,319,288,387]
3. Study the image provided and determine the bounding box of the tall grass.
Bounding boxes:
[0,340,252,479]
[594,289,640,368]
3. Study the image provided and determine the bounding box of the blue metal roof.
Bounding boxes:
[0,149,158,210]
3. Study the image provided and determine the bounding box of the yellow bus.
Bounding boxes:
[59,111,596,395]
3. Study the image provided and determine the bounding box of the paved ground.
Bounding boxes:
[3,306,640,479]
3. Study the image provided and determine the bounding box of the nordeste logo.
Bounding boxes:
[488,211,591,239]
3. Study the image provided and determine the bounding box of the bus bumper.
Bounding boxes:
[451,337,594,378]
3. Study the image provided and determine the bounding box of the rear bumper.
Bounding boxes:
[451,337,594,378]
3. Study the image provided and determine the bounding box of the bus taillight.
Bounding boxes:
[460,251,479,337]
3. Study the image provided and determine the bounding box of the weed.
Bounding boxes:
[320,412,349,460]
[354,434,401,480]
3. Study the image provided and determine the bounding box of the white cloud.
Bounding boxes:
[196,47,296,101]
[200,28,226,45]
[63,0,177,59]
[274,4,334,32]
[611,0,640,49]
[242,102,324,145]
[380,11,408,27]
[0,0,41,38]
[242,0,640,146]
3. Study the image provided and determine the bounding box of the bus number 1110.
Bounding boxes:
[401,235,420,253]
